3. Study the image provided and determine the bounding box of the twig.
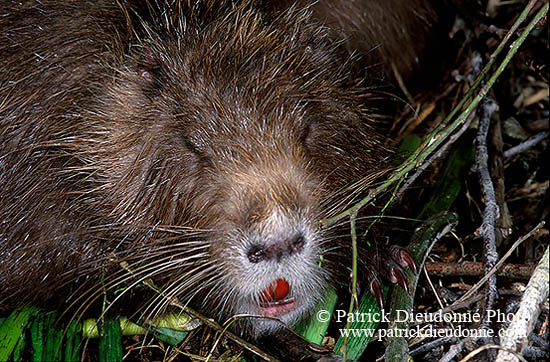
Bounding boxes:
[118,262,279,361]
[391,61,414,105]
[475,97,500,332]
[496,246,550,362]
[439,337,478,362]
[524,346,550,359]
[460,344,529,362]
[438,222,545,362]
[425,261,535,279]
[491,111,513,242]
[504,131,549,159]
[418,294,484,325]
[177,310,279,361]
[410,336,459,356]
[425,264,445,309]
[452,221,545,305]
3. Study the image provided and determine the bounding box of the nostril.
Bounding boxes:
[289,234,305,254]
[247,234,306,263]
[247,245,266,263]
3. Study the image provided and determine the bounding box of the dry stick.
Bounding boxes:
[410,336,459,357]
[453,221,545,305]
[439,338,475,362]
[460,344,529,362]
[408,296,485,358]
[437,222,545,362]
[321,0,541,230]
[476,98,500,319]
[410,294,484,326]
[523,346,550,359]
[424,267,446,312]
[175,311,279,361]
[425,261,535,279]
[491,107,511,242]
[476,97,500,360]
[496,246,550,362]
[411,296,484,359]
[503,131,549,159]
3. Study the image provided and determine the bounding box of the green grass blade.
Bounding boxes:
[30,311,44,362]
[99,319,122,362]
[64,319,82,362]
[12,331,25,362]
[294,288,338,345]
[0,307,38,361]
[152,327,188,346]
[418,134,476,220]
[334,288,387,360]
[43,312,63,362]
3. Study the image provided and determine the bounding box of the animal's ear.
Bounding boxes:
[136,50,160,82]
[134,47,168,98]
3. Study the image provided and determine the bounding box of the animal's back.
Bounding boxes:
[0,0,134,305]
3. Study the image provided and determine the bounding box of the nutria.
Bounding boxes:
[0,0,429,337]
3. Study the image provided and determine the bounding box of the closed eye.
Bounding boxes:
[299,120,312,144]
[183,137,202,156]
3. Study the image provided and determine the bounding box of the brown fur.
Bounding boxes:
[264,0,440,78]
[0,0,434,336]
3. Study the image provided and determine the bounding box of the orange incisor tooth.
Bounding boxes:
[261,279,290,302]
[274,279,289,300]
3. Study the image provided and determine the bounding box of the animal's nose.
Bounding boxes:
[247,234,305,263]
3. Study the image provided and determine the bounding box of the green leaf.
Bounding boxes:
[294,288,338,345]
[99,319,122,362]
[0,307,38,361]
[334,288,388,360]
[398,134,422,154]
[418,134,475,219]
[43,312,63,362]
[152,327,188,346]
[12,332,25,362]
[64,319,82,362]
[29,311,44,362]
